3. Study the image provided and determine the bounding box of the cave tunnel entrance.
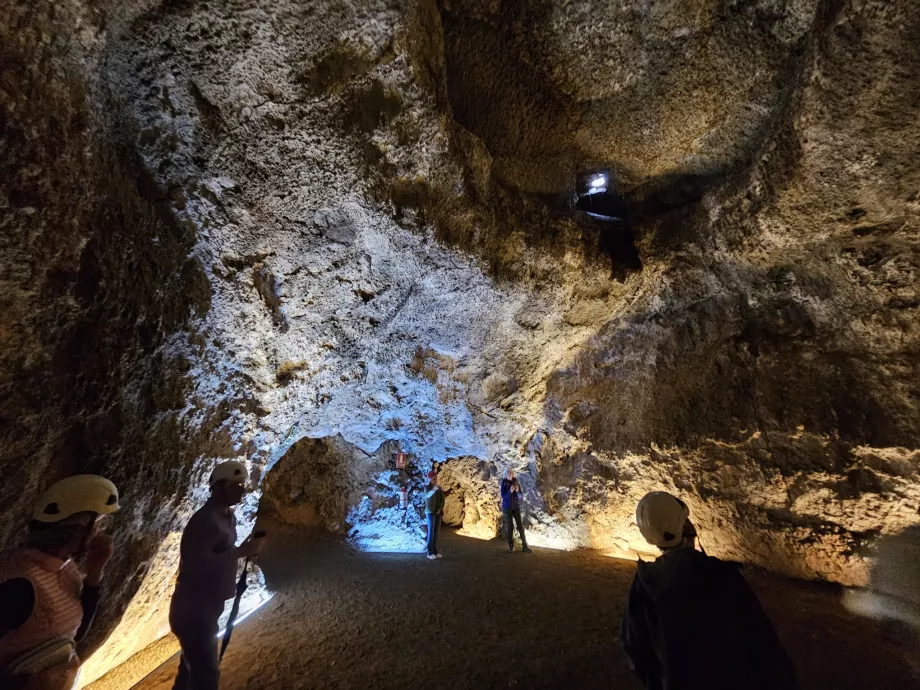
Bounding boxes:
[574,170,627,221]
[573,169,642,281]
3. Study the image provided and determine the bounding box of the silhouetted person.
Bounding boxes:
[170,461,262,690]
[0,475,120,690]
[500,469,530,553]
[425,470,444,560]
[622,491,798,690]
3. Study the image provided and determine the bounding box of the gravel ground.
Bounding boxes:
[132,521,915,690]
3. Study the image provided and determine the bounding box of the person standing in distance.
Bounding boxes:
[500,469,531,553]
[0,475,120,690]
[424,470,444,560]
[169,461,264,690]
[621,491,798,690]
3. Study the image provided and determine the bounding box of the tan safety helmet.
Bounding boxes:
[636,491,690,548]
[33,475,120,523]
[209,460,248,488]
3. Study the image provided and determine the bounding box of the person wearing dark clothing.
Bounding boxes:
[425,470,445,560]
[170,461,263,690]
[500,470,530,553]
[621,492,798,690]
[0,475,120,690]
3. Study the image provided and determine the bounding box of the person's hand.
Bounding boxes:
[238,534,265,558]
[84,533,113,586]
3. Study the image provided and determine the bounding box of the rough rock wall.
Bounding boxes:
[1,2,252,684]
[2,0,919,684]
[122,0,916,582]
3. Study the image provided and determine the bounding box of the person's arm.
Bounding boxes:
[0,578,35,639]
[621,574,660,687]
[72,531,114,642]
[500,480,510,500]
[75,584,101,642]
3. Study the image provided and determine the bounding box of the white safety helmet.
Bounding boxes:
[209,460,248,488]
[33,475,120,523]
[844,525,920,630]
[636,491,690,548]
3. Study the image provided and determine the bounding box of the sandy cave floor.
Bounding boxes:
[130,522,916,690]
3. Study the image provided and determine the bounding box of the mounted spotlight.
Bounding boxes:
[579,171,609,196]
[574,168,627,221]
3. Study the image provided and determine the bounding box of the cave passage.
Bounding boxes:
[126,521,915,690]
[4,0,920,688]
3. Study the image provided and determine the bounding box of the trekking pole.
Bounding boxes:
[219,557,250,661]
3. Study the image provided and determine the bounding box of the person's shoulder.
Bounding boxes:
[703,553,745,576]
[185,501,221,531]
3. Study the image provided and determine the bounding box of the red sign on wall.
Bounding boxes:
[395,452,407,469]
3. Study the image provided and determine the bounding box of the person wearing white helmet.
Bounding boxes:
[0,475,120,690]
[621,491,798,690]
[169,461,264,690]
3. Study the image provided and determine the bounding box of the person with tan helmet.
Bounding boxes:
[169,461,264,690]
[0,475,120,690]
[621,491,798,690]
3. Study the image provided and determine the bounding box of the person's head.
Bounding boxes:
[636,491,695,551]
[29,475,120,559]
[209,461,248,506]
[427,469,438,486]
[506,469,515,482]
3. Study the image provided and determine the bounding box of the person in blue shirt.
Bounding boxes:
[424,470,445,560]
[500,470,531,553]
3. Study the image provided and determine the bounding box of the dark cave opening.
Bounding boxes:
[571,171,642,281]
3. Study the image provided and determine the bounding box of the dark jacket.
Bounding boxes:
[172,497,239,612]
[500,478,521,511]
[425,484,444,515]
[621,547,798,690]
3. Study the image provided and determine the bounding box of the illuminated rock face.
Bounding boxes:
[2,0,919,684]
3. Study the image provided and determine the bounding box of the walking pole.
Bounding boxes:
[219,557,250,662]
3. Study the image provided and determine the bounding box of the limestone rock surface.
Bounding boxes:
[1,0,918,685]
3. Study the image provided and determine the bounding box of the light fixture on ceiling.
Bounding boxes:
[586,173,608,194]
[574,168,626,221]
